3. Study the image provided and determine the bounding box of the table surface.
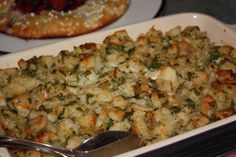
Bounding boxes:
[162,0,236,24]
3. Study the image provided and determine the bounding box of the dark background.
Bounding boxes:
[161,0,236,24]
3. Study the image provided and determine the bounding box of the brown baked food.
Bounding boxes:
[0,0,129,39]
[0,25,236,156]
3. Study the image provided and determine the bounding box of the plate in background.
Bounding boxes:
[0,0,163,52]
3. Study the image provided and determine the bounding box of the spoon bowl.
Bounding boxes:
[0,131,140,157]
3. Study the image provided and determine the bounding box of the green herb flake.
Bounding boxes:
[148,56,162,72]
[117,77,125,86]
[86,94,94,104]
[99,72,109,79]
[65,100,77,106]
[170,106,181,114]
[208,49,221,63]
[57,108,65,120]
[57,93,65,101]
[185,98,196,109]
[5,97,13,102]
[28,98,32,104]
[193,89,201,96]
[148,63,162,72]
[176,82,185,94]
[38,105,53,113]
[150,79,157,86]
[106,45,125,54]
[22,68,37,77]
[187,72,195,81]
[107,120,114,128]
[84,70,91,76]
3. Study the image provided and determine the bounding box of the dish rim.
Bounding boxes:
[0,12,236,157]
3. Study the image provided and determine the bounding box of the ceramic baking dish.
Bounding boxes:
[0,12,236,157]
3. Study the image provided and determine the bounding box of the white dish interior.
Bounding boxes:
[0,12,236,157]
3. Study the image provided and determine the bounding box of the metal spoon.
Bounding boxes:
[0,131,140,157]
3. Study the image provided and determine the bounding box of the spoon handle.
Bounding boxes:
[0,136,74,157]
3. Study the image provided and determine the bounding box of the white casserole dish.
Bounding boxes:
[0,12,236,157]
